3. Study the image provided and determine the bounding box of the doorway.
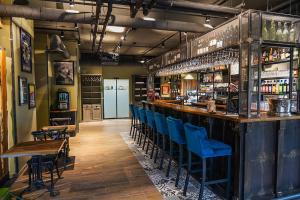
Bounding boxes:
[103,79,129,119]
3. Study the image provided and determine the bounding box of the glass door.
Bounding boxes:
[117,79,129,118]
[104,79,129,119]
[104,79,117,119]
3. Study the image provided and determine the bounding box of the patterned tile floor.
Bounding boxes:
[120,132,222,200]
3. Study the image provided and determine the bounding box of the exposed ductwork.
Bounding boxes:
[109,16,208,33]
[0,4,97,24]
[0,4,206,33]
[156,0,240,15]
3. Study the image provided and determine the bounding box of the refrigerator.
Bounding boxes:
[104,79,129,119]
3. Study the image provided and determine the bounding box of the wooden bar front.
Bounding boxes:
[143,101,300,200]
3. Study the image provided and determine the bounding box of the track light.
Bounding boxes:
[121,36,125,40]
[60,31,64,38]
[75,23,78,29]
[161,42,165,48]
[78,40,80,45]
[69,0,74,7]
[204,17,213,29]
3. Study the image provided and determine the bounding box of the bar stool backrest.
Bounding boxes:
[154,112,169,135]
[183,123,212,156]
[133,105,140,120]
[129,104,135,119]
[166,117,186,144]
[145,110,156,130]
[138,108,147,123]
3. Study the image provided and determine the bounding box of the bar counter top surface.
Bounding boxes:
[144,100,300,123]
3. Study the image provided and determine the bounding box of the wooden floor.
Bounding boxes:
[11,120,162,200]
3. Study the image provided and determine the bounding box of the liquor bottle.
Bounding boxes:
[272,80,276,94]
[262,50,267,63]
[269,48,273,62]
[262,19,268,40]
[281,48,286,60]
[284,80,288,93]
[278,80,283,94]
[268,80,272,94]
[276,21,283,41]
[276,80,280,94]
[282,22,289,42]
[273,49,278,61]
[269,20,276,40]
[289,23,295,43]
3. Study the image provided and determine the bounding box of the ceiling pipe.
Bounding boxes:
[109,16,208,33]
[0,4,97,24]
[92,0,102,52]
[96,0,113,54]
[156,0,240,15]
[0,4,206,32]
[270,0,298,12]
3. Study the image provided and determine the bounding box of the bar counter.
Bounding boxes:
[142,100,300,200]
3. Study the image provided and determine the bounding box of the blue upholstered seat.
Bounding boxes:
[138,108,147,124]
[183,123,231,158]
[154,112,168,135]
[166,117,186,145]
[145,110,155,130]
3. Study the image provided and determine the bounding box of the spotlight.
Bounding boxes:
[121,36,125,40]
[60,31,64,38]
[75,23,78,29]
[69,0,74,7]
[204,17,213,29]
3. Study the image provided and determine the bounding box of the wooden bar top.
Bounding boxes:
[50,109,77,113]
[145,100,300,123]
[42,125,76,133]
[191,102,227,110]
[0,140,66,158]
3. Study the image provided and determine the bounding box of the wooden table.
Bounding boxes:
[0,140,66,158]
[1,140,66,196]
[41,125,76,133]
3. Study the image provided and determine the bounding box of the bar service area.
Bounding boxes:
[145,11,300,200]
[1,0,300,200]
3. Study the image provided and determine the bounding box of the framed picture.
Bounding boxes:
[28,83,36,109]
[18,76,28,105]
[54,61,74,85]
[20,28,32,73]
[161,85,170,95]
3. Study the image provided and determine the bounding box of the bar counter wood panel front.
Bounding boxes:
[143,101,300,200]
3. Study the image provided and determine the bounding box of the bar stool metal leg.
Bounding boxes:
[154,134,160,163]
[159,135,166,170]
[226,156,232,199]
[150,131,156,159]
[198,158,206,200]
[175,144,183,187]
[183,151,192,196]
[166,140,173,178]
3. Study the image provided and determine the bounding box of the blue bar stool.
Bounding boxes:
[129,104,135,136]
[154,112,169,169]
[166,117,187,187]
[138,108,147,147]
[145,110,156,159]
[183,123,232,200]
[132,105,140,141]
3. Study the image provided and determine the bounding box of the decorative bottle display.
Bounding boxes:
[262,19,268,40]
[289,23,295,43]
[260,79,289,94]
[282,22,289,42]
[269,20,276,41]
[276,22,283,41]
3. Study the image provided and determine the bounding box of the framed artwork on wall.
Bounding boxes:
[28,83,36,109]
[54,61,74,85]
[18,76,28,105]
[20,28,32,73]
[161,85,170,95]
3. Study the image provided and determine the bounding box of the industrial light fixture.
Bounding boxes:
[121,36,125,40]
[75,23,78,29]
[60,30,64,38]
[161,42,165,48]
[204,17,213,29]
[65,9,80,14]
[140,60,145,64]
[143,17,156,21]
[106,26,125,33]
[78,40,81,45]
[69,0,74,7]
